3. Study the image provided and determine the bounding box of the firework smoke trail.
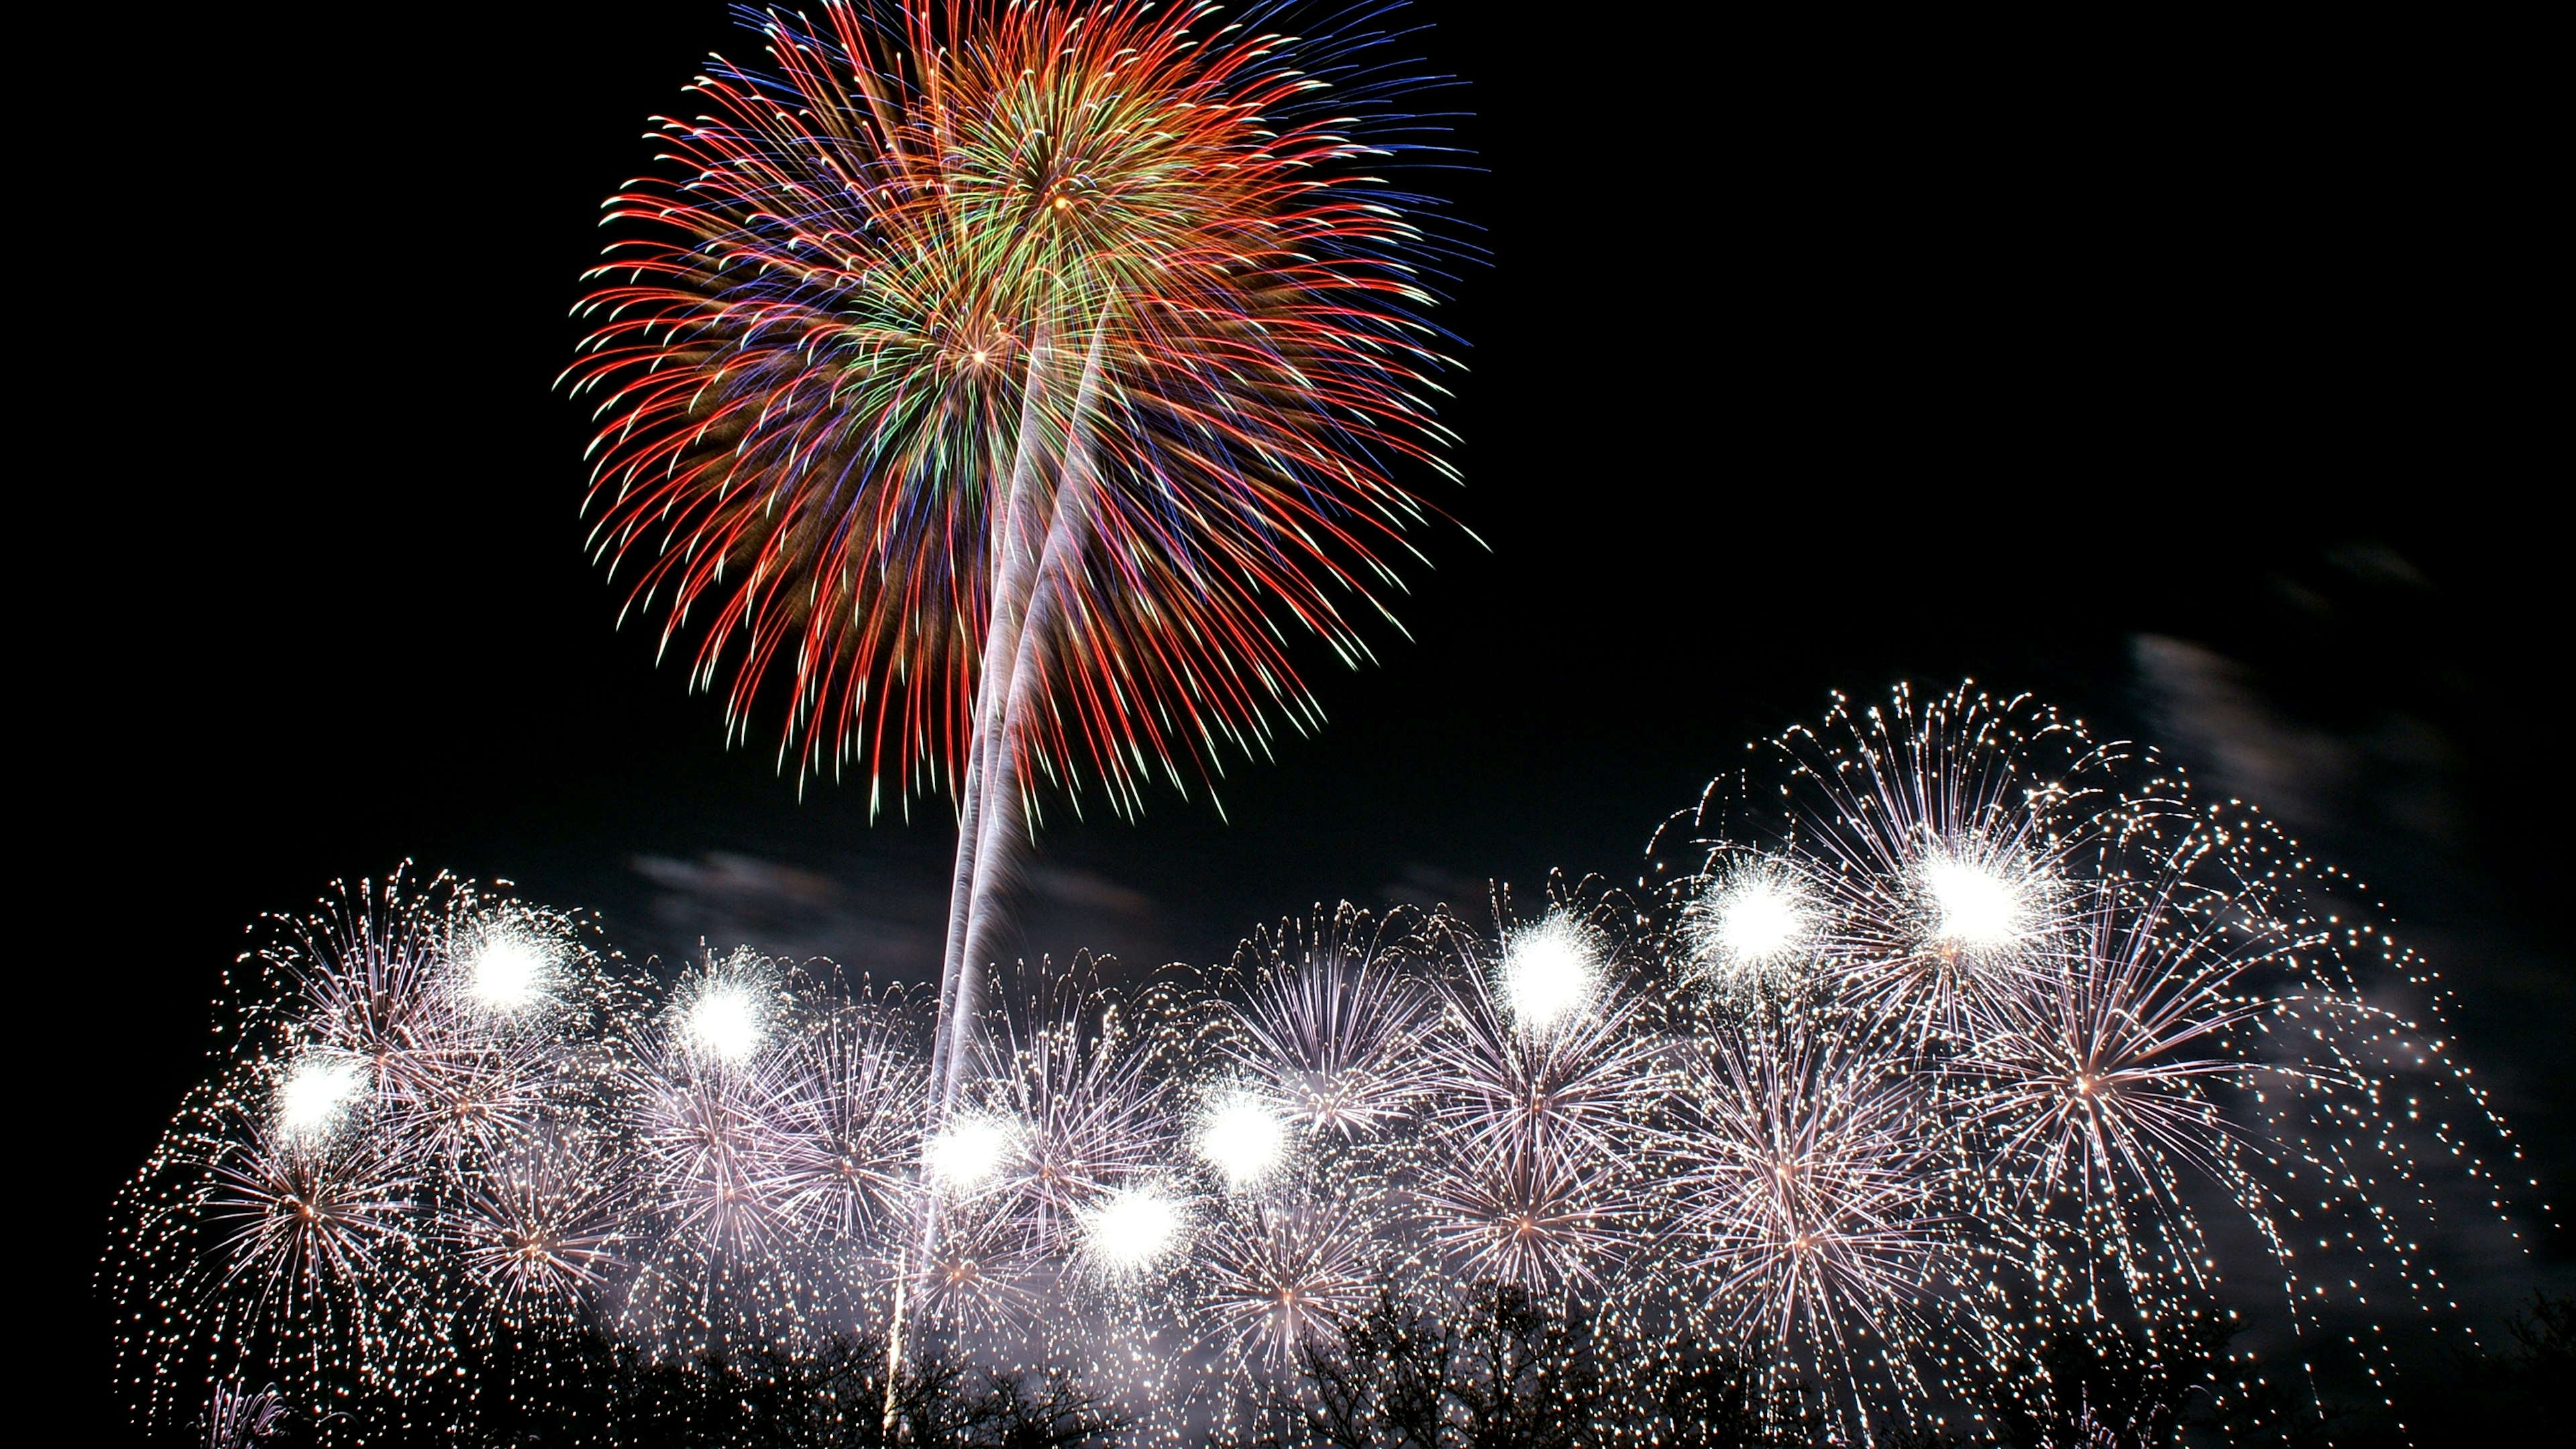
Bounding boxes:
[562,3,1469,1165]
[109,688,2546,1443]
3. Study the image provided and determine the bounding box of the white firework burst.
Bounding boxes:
[967,971,1172,1256]
[1230,907,1436,1138]
[448,1129,629,1318]
[1682,855,1823,1004]
[1195,1191,1379,1361]
[1666,1021,1944,1366]
[771,1002,925,1244]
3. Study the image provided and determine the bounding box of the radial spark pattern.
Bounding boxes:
[564,0,1461,810]
[109,690,2538,1444]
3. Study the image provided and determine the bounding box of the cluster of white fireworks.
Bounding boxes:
[105,686,2536,1443]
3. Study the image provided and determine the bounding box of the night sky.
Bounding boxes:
[53,1,2563,1416]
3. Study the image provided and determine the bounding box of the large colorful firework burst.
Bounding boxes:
[567,0,1457,806]
[564,0,1469,1134]
[108,688,2543,1444]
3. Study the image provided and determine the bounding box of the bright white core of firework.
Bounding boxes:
[1081,1185,1185,1275]
[1924,856,2028,947]
[1501,915,1598,1032]
[1196,1093,1289,1189]
[466,936,550,1012]
[686,985,764,1063]
[1705,875,1811,967]
[277,1055,366,1142]
[926,1116,1016,1189]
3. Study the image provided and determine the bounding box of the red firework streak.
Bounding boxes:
[564,0,1460,1109]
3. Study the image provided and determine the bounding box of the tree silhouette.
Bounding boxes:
[1267,1281,1821,1448]
[227,1326,1123,1447]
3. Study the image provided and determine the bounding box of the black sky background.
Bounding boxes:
[42,0,2565,1418]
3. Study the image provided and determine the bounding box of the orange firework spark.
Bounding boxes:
[566,0,1460,814]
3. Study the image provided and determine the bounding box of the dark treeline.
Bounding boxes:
[200,1288,2572,1447]
[1255,1287,2571,1448]
[203,1331,1122,1448]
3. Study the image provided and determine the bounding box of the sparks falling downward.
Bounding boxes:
[107,689,2544,1444]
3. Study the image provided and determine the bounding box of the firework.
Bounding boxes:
[272,1053,368,1146]
[1079,1183,1191,1281]
[201,1382,286,1449]
[1495,912,1607,1034]
[205,1105,420,1331]
[1954,878,2261,1219]
[447,1128,629,1320]
[567,0,1457,806]
[1662,1018,1948,1413]
[457,928,553,1014]
[912,1190,1043,1335]
[109,689,2542,1446]
[1193,1088,1293,1193]
[1194,1191,1380,1363]
[962,967,1173,1258]
[1721,690,2096,1042]
[107,870,638,1438]
[925,1114,1021,1194]
[1399,904,1665,1293]
[1228,906,1438,1140]
[629,953,802,1257]
[564,2,1468,1142]
[1633,684,2540,1438]
[633,1048,786,1259]
[1681,856,1823,1005]
[772,1000,927,1245]
[1417,1138,1637,1293]
[614,951,930,1353]
[1426,910,1661,1175]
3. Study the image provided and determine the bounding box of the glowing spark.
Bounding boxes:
[926,1116,1016,1191]
[1690,865,1814,996]
[686,985,763,1064]
[1499,914,1598,1032]
[1923,855,2029,947]
[276,1055,366,1143]
[465,936,550,1012]
[1080,1185,1187,1277]
[1716,883,1807,959]
[1195,1092,1288,1191]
